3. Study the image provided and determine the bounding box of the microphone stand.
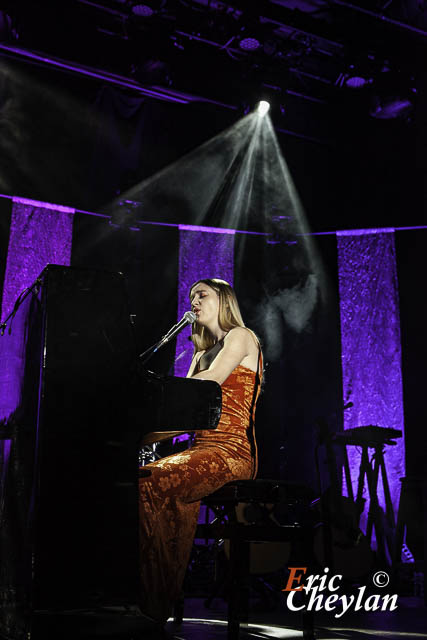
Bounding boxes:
[138,312,196,367]
[138,338,167,366]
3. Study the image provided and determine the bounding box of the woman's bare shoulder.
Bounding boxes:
[226,326,260,348]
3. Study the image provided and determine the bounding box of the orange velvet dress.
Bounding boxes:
[138,358,262,624]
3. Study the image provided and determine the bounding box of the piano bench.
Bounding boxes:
[179,479,316,640]
[138,467,152,478]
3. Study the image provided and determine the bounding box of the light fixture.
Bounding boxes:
[336,66,373,90]
[369,66,416,120]
[345,75,372,89]
[132,5,154,17]
[257,100,270,117]
[239,37,261,52]
[131,1,166,17]
[369,95,414,120]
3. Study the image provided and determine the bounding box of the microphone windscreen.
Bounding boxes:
[184,311,197,324]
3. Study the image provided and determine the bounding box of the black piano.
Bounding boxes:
[0,265,221,640]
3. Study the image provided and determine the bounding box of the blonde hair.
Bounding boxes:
[189,278,245,353]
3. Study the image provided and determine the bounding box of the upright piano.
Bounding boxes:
[0,265,221,640]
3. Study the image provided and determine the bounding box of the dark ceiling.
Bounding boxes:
[0,1,426,232]
[3,0,426,112]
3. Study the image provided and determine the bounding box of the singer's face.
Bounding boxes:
[190,284,219,327]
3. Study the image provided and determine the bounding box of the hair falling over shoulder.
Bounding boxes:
[189,278,245,353]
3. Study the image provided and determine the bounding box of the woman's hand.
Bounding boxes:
[190,327,253,385]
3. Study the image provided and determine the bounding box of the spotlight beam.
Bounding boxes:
[202,114,259,226]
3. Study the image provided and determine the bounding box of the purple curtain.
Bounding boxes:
[0,197,74,490]
[174,225,235,378]
[337,229,405,539]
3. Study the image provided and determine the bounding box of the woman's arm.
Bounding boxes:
[191,327,252,385]
[186,350,205,378]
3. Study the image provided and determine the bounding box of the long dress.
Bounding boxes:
[138,355,262,624]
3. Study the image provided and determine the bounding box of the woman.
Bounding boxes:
[138,278,263,626]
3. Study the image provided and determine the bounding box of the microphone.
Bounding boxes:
[138,311,196,364]
[156,311,196,349]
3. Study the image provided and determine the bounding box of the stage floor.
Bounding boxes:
[1,596,426,639]
[162,596,427,640]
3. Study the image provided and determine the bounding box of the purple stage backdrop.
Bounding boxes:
[0,198,74,496]
[0,198,75,321]
[0,198,74,420]
[174,224,235,378]
[337,229,405,543]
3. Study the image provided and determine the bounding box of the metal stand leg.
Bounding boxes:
[173,591,184,625]
[365,446,392,565]
[227,529,250,640]
[356,446,370,517]
[341,444,355,502]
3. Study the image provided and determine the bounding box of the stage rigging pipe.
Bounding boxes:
[1,193,426,235]
[0,44,190,104]
[328,0,427,39]
[0,44,330,145]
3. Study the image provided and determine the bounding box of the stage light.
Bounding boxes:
[239,37,260,52]
[131,1,165,17]
[345,75,371,89]
[257,100,270,117]
[369,68,416,120]
[369,95,414,120]
[341,64,373,89]
[132,5,154,17]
